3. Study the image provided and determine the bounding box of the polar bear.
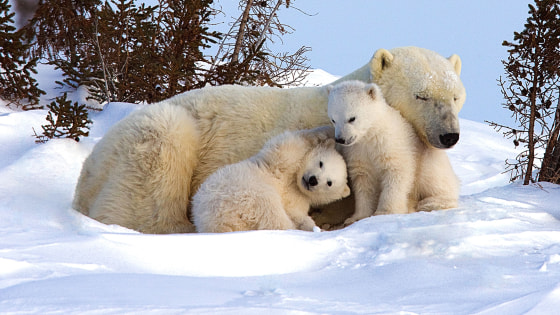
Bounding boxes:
[328,81,419,221]
[74,103,200,233]
[73,46,466,233]
[192,127,351,233]
[327,80,460,225]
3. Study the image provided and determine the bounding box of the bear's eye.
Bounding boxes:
[331,119,335,124]
[453,96,459,102]
[415,95,428,101]
[327,180,332,187]
[348,117,356,123]
[319,161,323,168]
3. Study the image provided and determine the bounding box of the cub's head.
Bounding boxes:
[298,139,351,206]
[370,47,466,149]
[327,81,384,146]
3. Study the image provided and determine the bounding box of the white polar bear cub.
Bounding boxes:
[327,80,459,225]
[192,127,351,233]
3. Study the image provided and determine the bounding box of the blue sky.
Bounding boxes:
[217,0,531,126]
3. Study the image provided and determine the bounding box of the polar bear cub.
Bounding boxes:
[328,81,419,223]
[192,127,351,233]
[328,80,460,225]
[328,81,459,225]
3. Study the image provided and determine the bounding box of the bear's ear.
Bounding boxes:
[324,137,336,149]
[367,84,377,100]
[370,48,394,81]
[342,184,351,198]
[326,84,333,95]
[448,54,462,76]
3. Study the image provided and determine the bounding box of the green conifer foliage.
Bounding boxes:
[24,0,222,104]
[488,0,560,184]
[38,93,92,142]
[0,0,44,109]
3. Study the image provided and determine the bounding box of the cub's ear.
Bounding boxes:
[326,84,333,95]
[367,84,377,100]
[370,48,394,82]
[342,184,351,198]
[448,54,462,76]
[311,125,335,140]
[299,126,334,146]
[324,137,336,149]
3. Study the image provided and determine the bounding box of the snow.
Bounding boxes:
[2,69,560,314]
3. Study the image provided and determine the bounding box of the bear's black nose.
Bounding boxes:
[308,175,318,187]
[335,138,346,145]
[439,133,459,148]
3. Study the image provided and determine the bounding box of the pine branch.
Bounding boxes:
[93,18,112,103]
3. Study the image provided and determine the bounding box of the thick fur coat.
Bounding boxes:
[327,81,459,226]
[73,46,465,233]
[192,127,350,233]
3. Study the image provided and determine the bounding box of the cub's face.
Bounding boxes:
[297,145,351,206]
[328,81,380,146]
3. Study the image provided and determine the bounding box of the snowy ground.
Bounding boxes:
[2,70,560,314]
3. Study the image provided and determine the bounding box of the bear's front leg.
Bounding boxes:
[415,150,459,212]
[295,215,317,231]
[285,202,317,231]
[417,196,458,212]
[344,175,377,226]
[376,188,410,215]
[375,169,413,215]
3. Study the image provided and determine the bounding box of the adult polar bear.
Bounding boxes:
[73,46,466,234]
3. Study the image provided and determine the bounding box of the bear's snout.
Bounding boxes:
[439,133,459,148]
[308,175,318,187]
[302,175,318,191]
[335,136,355,146]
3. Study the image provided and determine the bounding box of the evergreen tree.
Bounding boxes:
[206,0,309,87]
[488,0,560,184]
[154,0,221,98]
[15,0,309,143]
[25,0,222,104]
[0,0,44,109]
[87,0,159,102]
[37,93,92,142]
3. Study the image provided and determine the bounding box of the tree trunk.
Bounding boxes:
[231,0,254,65]
[540,95,560,183]
[254,0,282,49]
[524,94,536,185]
[523,36,541,185]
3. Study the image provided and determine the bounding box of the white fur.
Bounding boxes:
[73,103,200,233]
[327,81,460,226]
[192,127,351,233]
[367,47,466,149]
[72,46,465,232]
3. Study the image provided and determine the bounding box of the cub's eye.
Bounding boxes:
[331,119,335,124]
[319,161,323,168]
[348,117,356,123]
[415,95,428,101]
[453,96,459,102]
[327,180,332,187]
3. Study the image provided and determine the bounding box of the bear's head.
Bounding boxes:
[370,47,466,149]
[327,81,384,146]
[297,139,351,206]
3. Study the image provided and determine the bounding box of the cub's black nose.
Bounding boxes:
[308,175,318,187]
[335,138,346,145]
[439,133,459,148]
